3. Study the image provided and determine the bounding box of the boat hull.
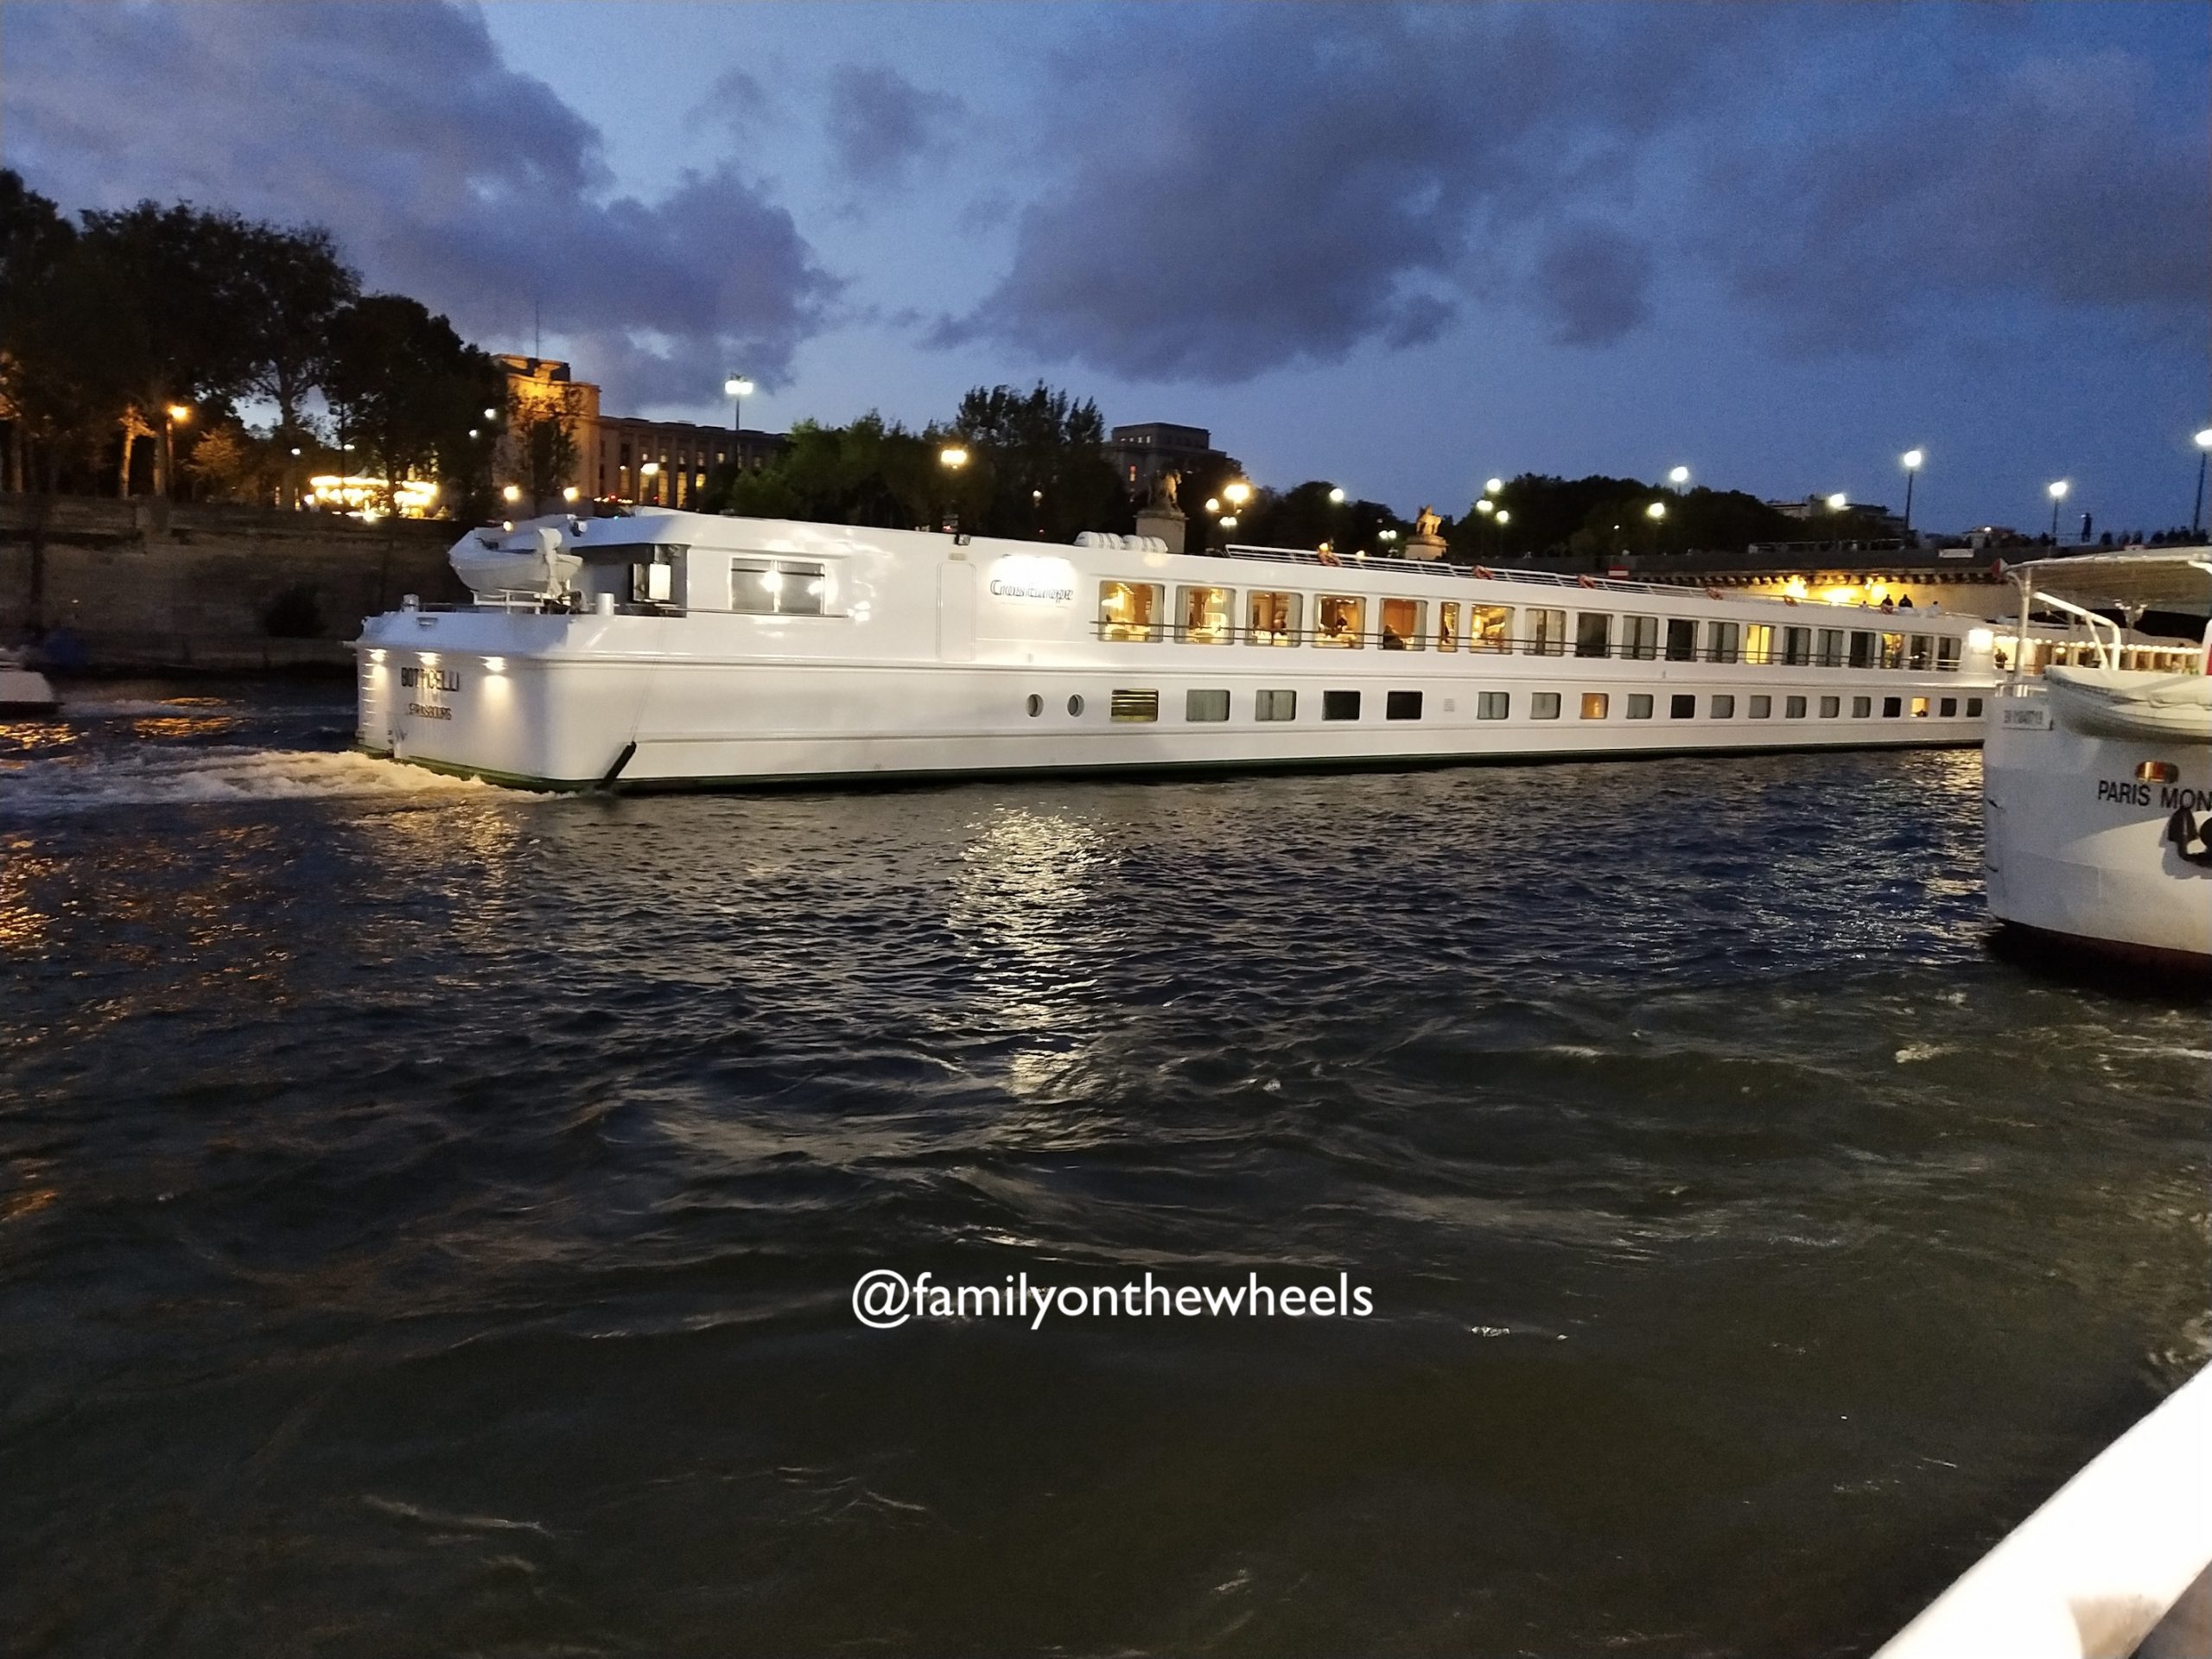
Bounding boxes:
[1983,684,2212,968]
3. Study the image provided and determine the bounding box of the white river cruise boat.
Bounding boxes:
[355,510,2004,791]
[1983,547,2212,973]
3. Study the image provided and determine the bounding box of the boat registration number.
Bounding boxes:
[1999,705,2050,730]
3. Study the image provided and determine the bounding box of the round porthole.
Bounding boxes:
[1066,694,1085,717]
[1025,694,1044,718]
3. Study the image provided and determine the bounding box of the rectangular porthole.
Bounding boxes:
[1883,696,1902,718]
[1670,694,1696,718]
[1627,693,1654,719]
[1712,694,1735,718]
[1580,692,1609,719]
[1185,689,1230,721]
[1940,697,1958,717]
[1110,689,1160,722]
[1820,696,1840,717]
[1785,695,1807,718]
[1750,695,1772,719]
[1911,696,1930,717]
[1322,690,1361,721]
[1967,696,1984,716]
[1256,689,1297,721]
[1531,691,1561,720]
[1385,690,1423,720]
[1478,691,1510,720]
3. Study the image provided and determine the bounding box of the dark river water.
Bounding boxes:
[2,683,2205,1658]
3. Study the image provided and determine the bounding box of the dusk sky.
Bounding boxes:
[6,1,2207,533]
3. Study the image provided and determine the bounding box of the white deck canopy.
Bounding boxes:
[2004,548,2212,613]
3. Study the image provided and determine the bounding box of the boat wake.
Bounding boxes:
[0,744,494,817]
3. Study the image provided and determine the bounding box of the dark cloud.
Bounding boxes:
[1708,48,2209,353]
[1534,222,1653,347]
[824,65,963,193]
[938,4,2206,383]
[934,6,1764,381]
[1,0,838,406]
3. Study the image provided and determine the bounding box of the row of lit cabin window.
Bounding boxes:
[1096,582,1966,670]
[1027,687,1987,724]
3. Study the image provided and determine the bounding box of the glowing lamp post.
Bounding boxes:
[1645,498,1666,555]
[724,376,753,437]
[639,461,659,505]
[1668,465,1690,487]
[161,403,191,499]
[2046,479,2069,542]
[2194,429,2212,537]
[937,444,969,532]
[1826,492,1848,512]
[1901,448,1924,533]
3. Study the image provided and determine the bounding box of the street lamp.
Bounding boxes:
[1668,465,1690,487]
[2046,479,2069,541]
[1645,500,1667,519]
[1221,514,1238,530]
[1826,492,1848,512]
[1901,448,1924,534]
[160,403,192,499]
[501,484,522,505]
[1224,481,1251,508]
[1474,499,1495,516]
[724,376,753,435]
[1327,486,1345,505]
[1484,476,1503,495]
[639,460,660,505]
[563,486,580,504]
[2193,429,2212,536]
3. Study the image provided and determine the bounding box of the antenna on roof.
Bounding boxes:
[533,296,542,360]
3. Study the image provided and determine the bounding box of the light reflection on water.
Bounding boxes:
[0,685,2205,1659]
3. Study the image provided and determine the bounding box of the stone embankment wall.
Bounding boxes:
[0,494,469,672]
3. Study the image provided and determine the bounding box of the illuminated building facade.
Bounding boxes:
[494,355,785,508]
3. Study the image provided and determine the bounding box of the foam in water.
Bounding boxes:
[0,745,495,816]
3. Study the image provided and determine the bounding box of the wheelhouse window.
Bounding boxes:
[1379,598,1425,651]
[1100,582,1163,642]
[1110,689,1160,721]
[730,556,824,614]
[1665,618,1696,662]
[1186,689,1230,721]
[1472,604,1513,652]
[1707,621,1740,664]
[1526,608,1567,657]
[1817,629,1846,667]
[1249,590,1301,646]
[1436,602,1460,652]
[1177,585,1234,645]
[1575,613,1612,658]
[1580,692,1609,719]
[1322,689,1362,720]
[1624,615,1659,661]
[1256,689,1297,721]
[1317,595,1366,647]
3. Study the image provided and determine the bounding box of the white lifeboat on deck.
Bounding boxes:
[448,522,582,605]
